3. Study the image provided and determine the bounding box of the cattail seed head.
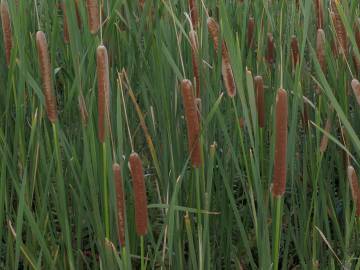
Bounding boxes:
[331,0,347,57]
[291,35,299,70]
[254,75,265,128]
[0,0,12,66]
[86,0,99,34]
[272,88,288,197]
[351,78,360,105]
[316,28,326,81]
[181,79,202,167]
[247,16,255,48]
[347,165,360,217]
[207,17,220,52]
[266,32,275,65]
[96,45,110,143]
[189,30,200,98]
[60,3,70,44]
[319,115,332,153]
[221,42,236,97]
[188,0,198,29]
[36,31,57,123]
[314,0,323,29]
[113,163,126,246]
[129,152,148,236]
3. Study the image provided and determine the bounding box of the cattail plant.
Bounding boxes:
[254,75,265,128]
[272,88,288,270]
[36,31,57,123]
[61,3,70,44]
[188,0,198,29]
[207,17,219,52]
[181,80,202,167]
[96,45,110,143]
[291,35,299,71]
[330,0,347,57]
[86,0,99,34]
[316,28,326,75]
[139,0,145,9]
[314,0,323,29]
[351,78,360,105]
[347,166,360,217]
[113,163,126,247]
[129,152,148,236]
[221,42,236,97]
[266,32,275,65]
[319,114,332,153]
[272,89,288,197]
[189,30,200,98]
[0,0,12,66]
[247,16,255,49]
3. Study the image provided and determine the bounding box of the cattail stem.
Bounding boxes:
[103,143,109,238]
[0,0,12,66]
[273,197,283,270]
[129,152,148,236]
[36,31,57,123]
[140,236,145,270]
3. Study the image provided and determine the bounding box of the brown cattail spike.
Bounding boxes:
[0,0,12,66]
[319,115,332,153]
[247,17,255,48]
[266,32,275,65]
[86,0,99,34]
[207,17,220,52]
[189,30,200,98]
[272,89,288,197]
[291,35,299,71]
[61,3,70,44]
[221,42,236,97]
[331,0,347,57]
[181,79,202,167]
[316,28,326,75]
[314,0,323,29]
[188,0,198,29]
[113,163,126,246]
[351,79,360,105]
[96,45,110,143]
[347,166,360,217]
[254,76,265,128]
[36,31,57,123]
[129,153,148,236]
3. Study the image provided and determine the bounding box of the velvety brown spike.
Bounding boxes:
[129,152,148,236]
[60,3,70,44]
[247,17,255,48]
[351,79,360,105]
[319,115,332,153]
[314,0,323,29]
[96,45,110,143]
[189,30,200,98]
[207,17,220,52]
[266,32,275,65]
[254,75,265,128]
[331,0,347,57]
[86,0,99,34]
[188,0,198,29]
[78,92,89,126]
[113,163,126,246]
[36,31,57,123]
[221,42,236,97]
[0,1,12,66]
[291,35,300,71]
[272,89,288,197]
[347,166,360,217]
[181,79,202,167]
[316,28,326,80]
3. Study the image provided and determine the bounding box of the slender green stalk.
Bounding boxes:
[273,197,282,270]
[103,142,109,239]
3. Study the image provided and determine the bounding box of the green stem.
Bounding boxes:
[122,247,127,269]
[273,196,282,270]
[103,142,110,239]
[140,236,145,270]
